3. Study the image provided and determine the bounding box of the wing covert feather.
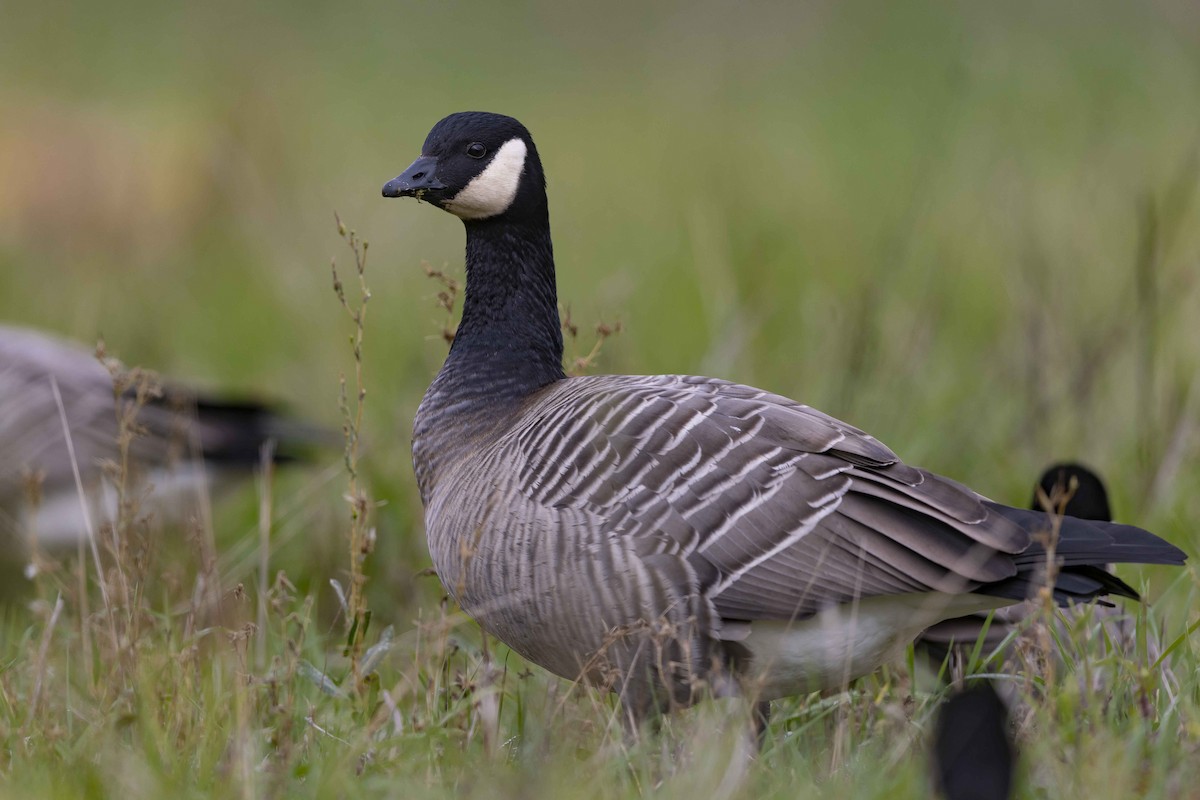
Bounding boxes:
[513,375,1029,621]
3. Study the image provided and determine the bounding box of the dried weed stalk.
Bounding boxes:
[423,262,459,345]
[561,304,622,376]
[98,342,163,663]
[1029,478,1071,690]
[331,212,376,685]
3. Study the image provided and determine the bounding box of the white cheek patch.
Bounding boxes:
[445,138,528,220]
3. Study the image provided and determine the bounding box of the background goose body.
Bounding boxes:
[386,112,1186,722]
[0,324,323,547]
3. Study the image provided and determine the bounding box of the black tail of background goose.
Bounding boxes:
[181,395,332,465]
[385,112,1186,729]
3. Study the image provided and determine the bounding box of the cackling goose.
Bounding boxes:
[382,112,1186,727]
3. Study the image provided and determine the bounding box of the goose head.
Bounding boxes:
[1031,462,1111,521]
[382,111,547,223]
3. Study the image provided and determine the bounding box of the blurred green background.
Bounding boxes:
[2,0,1198,610]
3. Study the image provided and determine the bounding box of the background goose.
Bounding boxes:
[382,112,1187,726]
[0,324,325,548]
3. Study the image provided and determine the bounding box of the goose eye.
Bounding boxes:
[466,142,487,159]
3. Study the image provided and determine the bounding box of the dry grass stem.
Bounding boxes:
[331,211,376,685]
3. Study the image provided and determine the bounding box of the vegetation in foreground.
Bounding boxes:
[2,1,1200,797]
[2,216,1198,798]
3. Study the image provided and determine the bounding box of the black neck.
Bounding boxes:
[440,214,566,400]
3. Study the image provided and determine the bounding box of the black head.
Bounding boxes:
[382,112,546,223]
[1031,462,1112,521]
[932,683,1015,800]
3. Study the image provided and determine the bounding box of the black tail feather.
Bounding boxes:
[916,463,1182,669]
[980,502,1185,605]
[155,391,336,466]
[986,503,1186,567]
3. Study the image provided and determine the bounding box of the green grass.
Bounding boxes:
[2,0,1200,796]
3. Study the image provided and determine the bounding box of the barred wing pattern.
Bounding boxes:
[419,374,1180,712]
[512,374,1030,624]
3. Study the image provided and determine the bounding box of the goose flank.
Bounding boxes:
[382,112,1187,726]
